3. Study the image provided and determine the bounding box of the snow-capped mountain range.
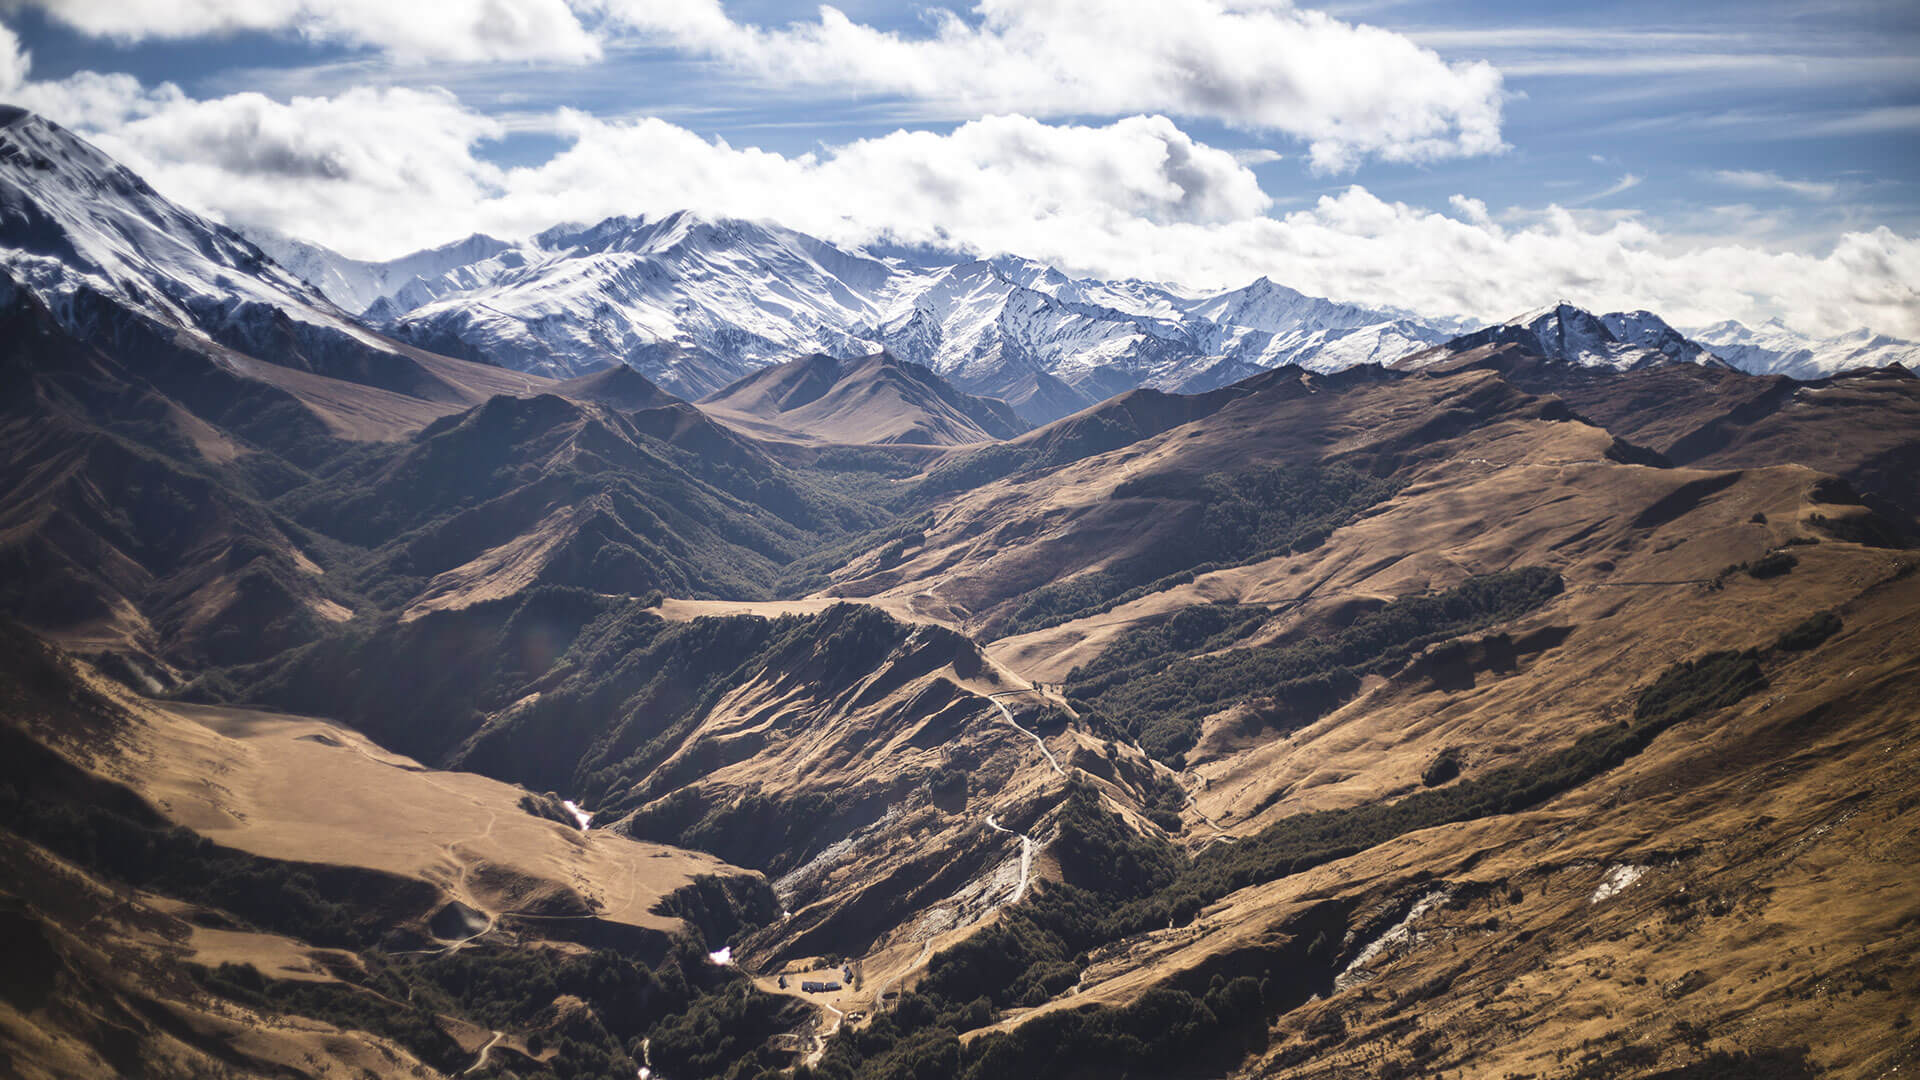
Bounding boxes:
[265,209,1919,421]
[3,106,1913,426]
[259,211,1487,420]
[1687,318,1920,381]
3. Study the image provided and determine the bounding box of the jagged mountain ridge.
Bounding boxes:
[0,108,330,331]
[256,200,1914,423]
[1689,316,1920,379]
[0,107,566,424]
[9,102,1903,431]
[1398,301,1725,371]
[0,109,436,396]
[261,211,1469,422]
[247,226,517,317]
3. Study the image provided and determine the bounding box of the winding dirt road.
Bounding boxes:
[983,815,1036,906]
[987,693,1064,776]
[463,1031,503,1075]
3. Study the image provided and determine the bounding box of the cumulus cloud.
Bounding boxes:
[500,111,1271,244]
[0,20,24,92]
[83,86,509,246]
[6,0,1506,168]
[1710,169,1840,200]
[1213,190,1920,339]
[4,0,601,63]
[8,59,1918,341]
[593,0,1508,171]
[12,71,187,129]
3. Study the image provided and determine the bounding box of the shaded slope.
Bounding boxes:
[0,622,800,1080]
[0,286,351,669]
[274,392,882,612]
[215,596,1118,974]
[700,351,1028,446]
[555,363,682,412]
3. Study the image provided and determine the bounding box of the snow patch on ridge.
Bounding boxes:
[1589,864,1648,904]
[1333,888,1452,991]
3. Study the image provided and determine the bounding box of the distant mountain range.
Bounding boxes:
[1686,317,1920,380]
[279,210,1474,421]
[253,215,1918,422]
[5,103,1912,430]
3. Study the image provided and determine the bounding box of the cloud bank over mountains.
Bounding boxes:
[7,0,1506,168]
[591,0,1507,172]
[1,2,1915,339]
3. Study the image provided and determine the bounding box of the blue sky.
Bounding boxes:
[2,0,1915,336]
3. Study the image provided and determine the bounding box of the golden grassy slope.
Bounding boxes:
[971,556,1917,1077]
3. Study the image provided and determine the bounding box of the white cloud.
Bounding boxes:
[1710,169,1840,200]
[3,19,193,128]
[1808,105,1920,136]
[0,18,26,91]
[494,109,1276,254]
[5,0,601,63]
[11,70,187,129]
[8,58,1918,341]
[592,0,1508,171]
[1448,194,1490,226]
[85,86,509,246]
[6,0,1508,169]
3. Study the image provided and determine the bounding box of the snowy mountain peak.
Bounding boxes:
[1401,301,1721,372]
[0,108,347,336]
[1503,300,1599,331]
[1,108,137,190]
[0,108,471,407]
[1598,309,1723,368]
[9,121,1912,430]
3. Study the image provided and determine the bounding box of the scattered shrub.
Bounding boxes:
[1421,748,1463,787]
[1775,611,1842,652]
[1069,568,1563,763]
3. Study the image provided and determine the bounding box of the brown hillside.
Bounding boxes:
[701,352,1028,446]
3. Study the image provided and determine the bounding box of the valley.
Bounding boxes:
[0,108,1916,1080]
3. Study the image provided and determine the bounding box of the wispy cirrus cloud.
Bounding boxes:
[1807,104,1920,136]
[1710,169,1839,200]
[1571,172,1643,206]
